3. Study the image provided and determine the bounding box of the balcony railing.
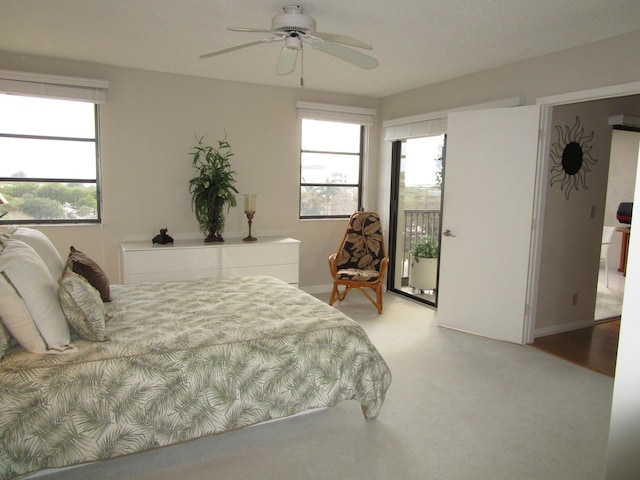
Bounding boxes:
[402,209,441,266]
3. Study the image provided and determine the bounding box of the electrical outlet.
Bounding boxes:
[572,293,578,306]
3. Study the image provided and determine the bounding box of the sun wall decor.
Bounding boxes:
[549,116,597,200]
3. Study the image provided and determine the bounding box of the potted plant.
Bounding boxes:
[409,234,439,291]
[189,135,238,242]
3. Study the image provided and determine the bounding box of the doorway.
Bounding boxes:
[533,96,640,343]
[387,135,444,306]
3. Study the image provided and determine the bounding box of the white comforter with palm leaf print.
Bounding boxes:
[0,276,391,479]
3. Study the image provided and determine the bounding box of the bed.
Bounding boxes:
[0,230,392,480]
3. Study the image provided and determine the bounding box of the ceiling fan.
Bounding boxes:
[199,5,378,77]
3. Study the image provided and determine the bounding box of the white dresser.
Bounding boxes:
[120,237,300,286]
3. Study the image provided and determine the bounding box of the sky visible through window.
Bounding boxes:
[402,135,444,186]
[301,119,360,184]
[0,94,96,180]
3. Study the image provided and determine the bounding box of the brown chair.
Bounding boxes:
[328,211,389,314]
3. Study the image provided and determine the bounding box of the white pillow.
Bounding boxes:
[10,227,65,281]
[0,273,49,353]
[0,239,72,353]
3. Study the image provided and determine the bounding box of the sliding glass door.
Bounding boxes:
[387,135,445,306]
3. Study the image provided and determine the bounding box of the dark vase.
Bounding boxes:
[204,199,225,243]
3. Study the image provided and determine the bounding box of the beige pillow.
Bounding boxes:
[68,246,111,302]
[59,269,108,342]
[0,239,72,353]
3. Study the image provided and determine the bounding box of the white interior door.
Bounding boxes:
[437,105,542,344]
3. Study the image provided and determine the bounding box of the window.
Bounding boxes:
[297,102,375,219]
[299,119,364,218]
[0,94,100,224]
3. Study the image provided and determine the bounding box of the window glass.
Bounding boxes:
[0,94,100,223]
[300,152,360,184]
[0,137,97,179]
[301,120,361,153]
[0,95,95,138]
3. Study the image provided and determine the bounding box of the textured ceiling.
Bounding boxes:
[2,0,640,98]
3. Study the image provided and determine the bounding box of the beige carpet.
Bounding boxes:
[35,292,614,480]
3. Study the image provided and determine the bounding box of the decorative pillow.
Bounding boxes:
[67,246,111,302]
[9,227,65,281]
[58,269,108,342]
[0,239,73,353]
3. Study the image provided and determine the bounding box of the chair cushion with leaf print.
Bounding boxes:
[335,213,385,281]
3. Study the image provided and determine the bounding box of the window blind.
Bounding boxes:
[297,101,376,126]
[0,70,109,104]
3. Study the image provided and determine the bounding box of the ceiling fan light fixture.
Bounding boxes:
[285,35,302,50]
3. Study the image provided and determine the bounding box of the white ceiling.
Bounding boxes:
[2,0,640,98]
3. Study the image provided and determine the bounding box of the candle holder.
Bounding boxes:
[243,194,257,242]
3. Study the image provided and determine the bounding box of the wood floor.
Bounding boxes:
[532,319,620,377]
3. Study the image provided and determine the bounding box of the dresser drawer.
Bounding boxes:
[220,243,299,268]
[124,248,219,274]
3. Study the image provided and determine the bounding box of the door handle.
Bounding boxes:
[443,229,456,237]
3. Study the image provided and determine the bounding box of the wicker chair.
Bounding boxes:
[328,211,389,314]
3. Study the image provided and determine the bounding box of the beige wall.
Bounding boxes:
[381,30,640,120]
[0,51,379,290]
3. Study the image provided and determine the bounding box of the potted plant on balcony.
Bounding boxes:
[409,234,439,291]
[189,135,238,243]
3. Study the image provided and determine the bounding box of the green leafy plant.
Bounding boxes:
[189,134,238,242]
[411,235,439,262]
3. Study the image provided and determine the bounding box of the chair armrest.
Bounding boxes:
[378,256,390,281]
[328,253,338,277]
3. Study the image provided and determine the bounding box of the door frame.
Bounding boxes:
[524,80,640,343]
[386,138,443,307]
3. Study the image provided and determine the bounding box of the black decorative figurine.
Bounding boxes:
[152,228,174,245]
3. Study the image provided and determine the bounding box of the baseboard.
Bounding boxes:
[534,318,595,338]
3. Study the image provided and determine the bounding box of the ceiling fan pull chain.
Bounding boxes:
[300,46,304,87]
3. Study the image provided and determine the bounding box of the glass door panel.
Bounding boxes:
[388,135,444,306]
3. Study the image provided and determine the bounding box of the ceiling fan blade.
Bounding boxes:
[311,32,373,50]
[310,40,378,69]
[228,27,273,33]
[276,47,299,75]
[199,38,278,59]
